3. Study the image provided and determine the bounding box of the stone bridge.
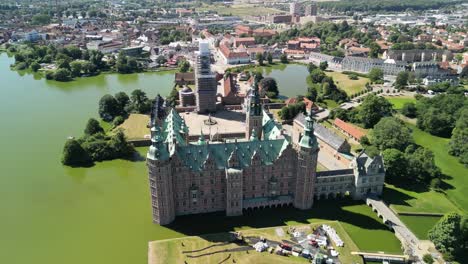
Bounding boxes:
[366,196,420,258]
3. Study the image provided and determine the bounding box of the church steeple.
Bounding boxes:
[245,74,264,140]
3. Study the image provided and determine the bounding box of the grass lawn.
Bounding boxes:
[408,124,468,214]
[326,71,369,96]
[117,113,150,139]
[385,96,416,110]
[383,184,460,214]
[150,222,363,264]
[161,200,402,254]
[399,215,441,240]
[323,99,339,109]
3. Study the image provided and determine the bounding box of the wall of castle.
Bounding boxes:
[314,174,355,199]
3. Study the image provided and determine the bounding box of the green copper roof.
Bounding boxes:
[147,125,170,160]
[175,139,290,172]
[262,109,282,140]
[161,109,187,148]
[299,112,318,149]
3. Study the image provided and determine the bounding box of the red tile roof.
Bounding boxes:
[334,118,366,140]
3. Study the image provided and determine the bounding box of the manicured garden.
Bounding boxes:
[326,71,369,96]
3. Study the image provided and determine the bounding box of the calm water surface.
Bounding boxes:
[0,53,309,264]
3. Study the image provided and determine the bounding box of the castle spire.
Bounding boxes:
[197,129,206,145]
[299,109,318,149]
[249,73,262,116]
[147,124,169,160]
[250,128,259,141]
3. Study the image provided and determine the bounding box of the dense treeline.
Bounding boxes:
[8,44,108,81]
[159,27,192,45]
[415,94,466,138]
[398,94,467,167]
[428,212,468,262]
[319,0,463,13]
[330,93,391,128]
[8,44,145,81]
[98,89,152,122]
[306,63,348,104]
[62,119,136,167]
[256,21,377,57]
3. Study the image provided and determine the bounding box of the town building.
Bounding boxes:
[147,78,385,225]
[383,49,452,63]
[305,2,318,17]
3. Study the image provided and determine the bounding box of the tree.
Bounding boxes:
[449,107,468,165]
[130,89,151,113]
[418,107,453,137]
[84,118,104,135]
[319,61,328,71]
[256,52,264,66]
[81,61,97,75]
[31,14,51,25]
[30,61,41,72]
[423,254,434,264]
[372,117,413,151]
[280,54,288,64]
[460,66,468,78]
[267,52,273,64]
[61,139,91,166]
[401,102,417,118]
[395,71,409,89]
[259,77,279,98]
[53,68,71,81]
[98,94,119,121]
[307,62,318,73]
[178,60,190,72]
[70,61,82,77]
[406,146,441,183]
[114,92,130,115]
[428,212,465,259]
[166,87,178,107]
[369,42,381,58]
[156,55,167,65]
[113,116,125,127]
[309,68,326,83]
[368,68,384,83]
[108,130,135,158]
[358,94,393,128]
[382,148,408,182]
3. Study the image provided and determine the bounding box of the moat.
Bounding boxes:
[0,53,401,264]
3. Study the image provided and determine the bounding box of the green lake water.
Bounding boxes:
[0,53,401,264]
[259,63,310,98]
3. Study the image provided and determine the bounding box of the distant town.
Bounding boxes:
[1,1,467,264]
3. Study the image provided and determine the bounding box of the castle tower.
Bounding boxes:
[195,41,217,113]
[245,75,263,140]
[294,110,319,210]
[147,124,175,225]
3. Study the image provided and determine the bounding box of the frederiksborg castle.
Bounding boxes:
[146,42,384,225]
[146,81,385,225]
